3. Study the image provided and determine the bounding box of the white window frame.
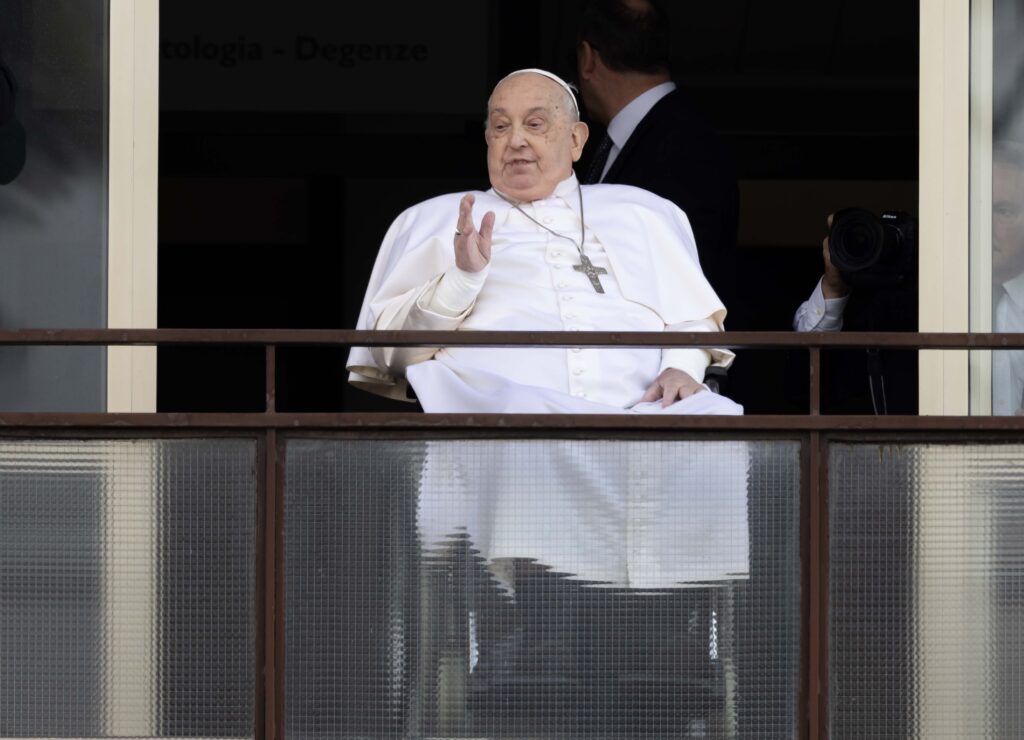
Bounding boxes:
[106,1,979,415]
[919,0,972,415]
[107,0,159,412]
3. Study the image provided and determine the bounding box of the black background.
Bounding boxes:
[157,1,919,414]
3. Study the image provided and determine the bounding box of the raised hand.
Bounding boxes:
[454,194,496,273]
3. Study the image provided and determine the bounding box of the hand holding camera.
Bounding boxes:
[821,214,850,299]
[826,208,917,291]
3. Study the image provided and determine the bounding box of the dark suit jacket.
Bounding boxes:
[0,57,14,126]
[599,89,742,326]
[0,55,25,186]
[0,62,14,126]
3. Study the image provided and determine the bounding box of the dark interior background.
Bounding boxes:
[157,0,919,414]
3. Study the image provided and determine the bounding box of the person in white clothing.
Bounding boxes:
[790,144,1024,416]
[790,209,918,414]
[992,141,1024,416]
[792,214,851,334]
[347,68,739,416]
[346,69,749,589]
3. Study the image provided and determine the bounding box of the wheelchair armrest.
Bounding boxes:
[702,365,729,395]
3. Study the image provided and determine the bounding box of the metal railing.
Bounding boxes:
[2,328,1024,425]
[2,328,1024,740]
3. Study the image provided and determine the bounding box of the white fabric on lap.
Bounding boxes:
[418,438,750,587]
[408,359,742,415]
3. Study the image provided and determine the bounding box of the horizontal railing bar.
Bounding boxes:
[1,328,1024,349]
[2,412,1024,431]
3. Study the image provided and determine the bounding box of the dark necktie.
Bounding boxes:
[582,134,612,184]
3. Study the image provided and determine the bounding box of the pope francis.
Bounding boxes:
[347,67,742,416]
[347,68,748,586]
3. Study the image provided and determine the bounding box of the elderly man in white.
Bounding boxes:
[348,69,747,587]
[992,142,1024,416]
[349,68,740,415]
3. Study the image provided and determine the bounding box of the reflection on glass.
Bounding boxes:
[418,440,750,588]
[285,438,802,739]
[829,442,1024,739]
[992,143,1024,414]
[0,0,108,411]
[0,438,256,737]
[991,1,1024,415]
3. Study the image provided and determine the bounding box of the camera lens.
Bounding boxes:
[829,208,885,273]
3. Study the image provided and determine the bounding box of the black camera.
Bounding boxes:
[828,208,917,290]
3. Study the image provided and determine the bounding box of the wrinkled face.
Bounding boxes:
[993,160,1024,285]
[485,73,588,201]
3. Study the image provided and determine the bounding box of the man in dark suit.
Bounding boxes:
[572,9,745,718]
[576,0,741,324]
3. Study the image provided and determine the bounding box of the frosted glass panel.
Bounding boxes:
[0,438,257,737]
[285,437,801,739]
[829,442,1024,739]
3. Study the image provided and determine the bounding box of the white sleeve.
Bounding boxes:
[370,268,488,376]
[793,278,849,332]
[426,265,489,316]
[659,317,735,383]
[346,195,495,401]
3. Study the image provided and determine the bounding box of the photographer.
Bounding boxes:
[793,214,851,333]
[792,210,918,414]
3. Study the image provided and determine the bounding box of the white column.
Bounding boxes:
[915,3,990,736]
[107,0,159,412]
[919,0,971,414]
[103,0,160,731]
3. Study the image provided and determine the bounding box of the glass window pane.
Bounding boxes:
[0,438,257,737]
[0,1,108,411]
[829,442,1024,738]
[989,1,1024,415]
[284,437,802,739]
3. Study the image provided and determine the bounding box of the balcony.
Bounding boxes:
[1,330,1023,739]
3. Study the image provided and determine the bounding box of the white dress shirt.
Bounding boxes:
[793,278,849,332]
[598,81,676,182]
[993,271,1024,415]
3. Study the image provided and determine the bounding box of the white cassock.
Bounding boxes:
[994,270,1024,415]
[348,173,748,585]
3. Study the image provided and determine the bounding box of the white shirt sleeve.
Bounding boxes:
[370,267,489,377]
[659,317,734,384]
[425,265,489,316]
[793,277,849,332]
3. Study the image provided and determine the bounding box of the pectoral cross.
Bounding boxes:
[573,253,608,293]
